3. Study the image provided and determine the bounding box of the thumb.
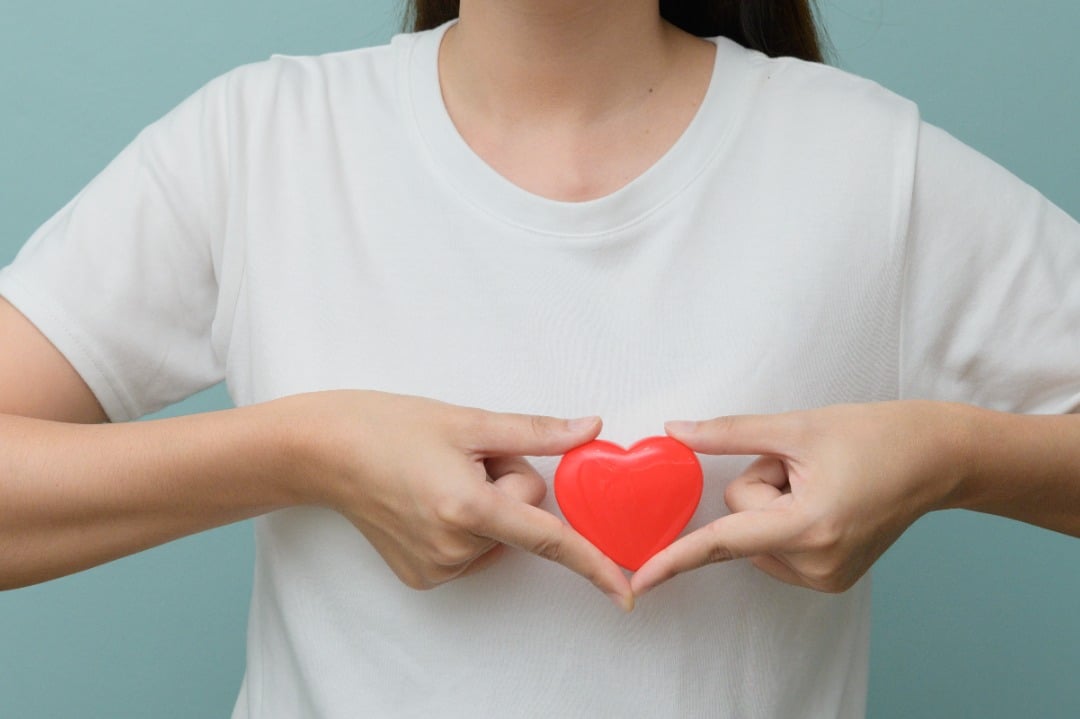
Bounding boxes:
[664,412,801,457]
[466,410,602,457]
[631,507,804,596]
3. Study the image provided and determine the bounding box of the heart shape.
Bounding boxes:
[554,437,703,571]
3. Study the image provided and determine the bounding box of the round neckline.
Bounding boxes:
[404,20,753,238]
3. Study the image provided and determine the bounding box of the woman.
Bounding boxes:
[1,0,1077,716]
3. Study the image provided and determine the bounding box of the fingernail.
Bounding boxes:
[566,416,600,432]
[665,420,699,434]
[608,592,635,613]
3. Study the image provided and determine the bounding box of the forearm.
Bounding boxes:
[0,403,305,590]
[948,406,1080,536]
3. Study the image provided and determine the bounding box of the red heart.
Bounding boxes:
[554,437,703,571]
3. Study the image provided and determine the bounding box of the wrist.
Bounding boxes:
[924,401,986,513]
[236,397,325,510]
[254,392,360,512]
[935,403,1024,514]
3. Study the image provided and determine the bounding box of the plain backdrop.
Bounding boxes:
[1,1,1077,716]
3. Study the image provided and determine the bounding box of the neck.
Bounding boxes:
[442,1,685,124]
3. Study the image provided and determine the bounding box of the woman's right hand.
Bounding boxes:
[273,390,634,610]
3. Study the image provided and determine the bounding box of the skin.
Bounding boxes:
[0,297,630,605]
[440,0,716,201]
[2,0,1078,611]
[631,403,1080,596]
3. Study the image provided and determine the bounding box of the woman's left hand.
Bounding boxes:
[630,401,977,595]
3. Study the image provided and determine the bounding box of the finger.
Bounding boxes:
[725,477,784,513]
[473,487,634,612]
[664,413,803,457]
[485,456,547,506]
[455,544,507,581]
[740,455,790,488]
[750,554,811,589]
[462,410,602,457]
[428,533,500,568]
[361,521,460,591]
[724,457,788,512]
[631,508,805,596]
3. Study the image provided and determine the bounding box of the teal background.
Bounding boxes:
[0,1,1077,716]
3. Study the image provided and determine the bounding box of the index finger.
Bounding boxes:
[472,487,634,612]
[630,508,805,596]
[665,413,804,457]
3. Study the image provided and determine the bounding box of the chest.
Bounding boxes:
[223,173,904,437]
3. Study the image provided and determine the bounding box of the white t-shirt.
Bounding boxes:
[3,20,1078,719]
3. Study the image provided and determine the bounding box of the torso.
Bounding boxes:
[219,23,920,716]
[439,25,717,202]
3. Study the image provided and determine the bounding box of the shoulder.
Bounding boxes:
[742,41,916,120]
[716,37,921,149]
[207,35,407,110]
[144,31,433,151]
[708,37,923,219]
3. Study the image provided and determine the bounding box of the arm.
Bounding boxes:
[0,297,107,424]
[0,399,299,591]
[0,300,633,607]
[630,401,1080,596]
[955,406,1080,534]
[0,297,303,589]
[633,115,1080,597]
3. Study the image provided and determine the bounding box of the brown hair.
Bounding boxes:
[405,1,825,63]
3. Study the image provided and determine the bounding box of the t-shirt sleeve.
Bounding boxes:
[0,74,233,422]
[899,121,1080,413]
